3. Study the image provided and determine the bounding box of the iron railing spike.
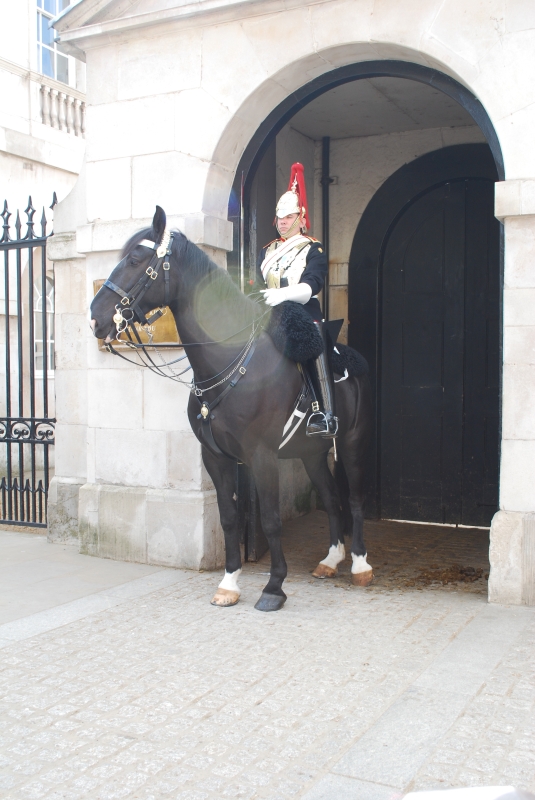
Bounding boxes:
[49,191,58,235]
[41,207,47,237]
[1,200,11,243]
[25,197,36,240]
[15,210,21,239]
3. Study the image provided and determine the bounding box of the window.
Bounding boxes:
[36,0,70,84]
[34,275,55,375]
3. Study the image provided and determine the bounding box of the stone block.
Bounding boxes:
[54,423,87,480]
[503,288,535,327]
[500,439,535,513]
[502,364,535,439]
[86,157,132,222]
[174,89,231,162]
[308,0,374,54]
[55,313,87,371]
[242,7,317,77]
[142,370,191,432]
[86,45,119,105]
[47,477,84,544]
[94,427,167,488]
[496,103,535,181]
[87,368,143,430]
[495,180,522,221]
[132,151,208,219]
[167,430,204,490]
[427,0,503,67]
[116,29,202,102]
[489,510,535,606]
[504,326,535,365]
[86,95,175,162]
[55,369,87,427]
[201,22,269,114]
[78,482,223,569]
[201,162,235,223]
[146,488,224,569]
[475,28,535,126]
[504,215,535,289]
[98,485,147,562]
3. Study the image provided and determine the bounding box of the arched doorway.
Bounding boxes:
[349,144,500,525]
[229,60,503,565]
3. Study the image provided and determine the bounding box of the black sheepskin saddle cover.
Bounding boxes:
[265,301,368,377]
[331,343,369,378]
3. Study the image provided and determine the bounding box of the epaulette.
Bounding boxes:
[263,238,282,249]
[307,236,320,243]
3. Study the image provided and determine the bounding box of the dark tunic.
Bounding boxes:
[256,239,327,321]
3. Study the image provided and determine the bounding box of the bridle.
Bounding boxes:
[99,228,268,401]
[103,229,173,339]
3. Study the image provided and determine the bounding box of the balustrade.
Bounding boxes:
[39,83,85,137]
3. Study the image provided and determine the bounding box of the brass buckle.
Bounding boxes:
[163,261,170,270]
[120,296,130,306]
[312,401,320,412]
[239,366,246,375]
[146,266,157,279]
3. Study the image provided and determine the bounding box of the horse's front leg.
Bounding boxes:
[250,447,288,612]
[201,446,242,607]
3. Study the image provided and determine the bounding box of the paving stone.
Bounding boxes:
[0,515,534,799]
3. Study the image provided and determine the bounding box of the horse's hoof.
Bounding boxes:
[312,564,337,579]
[351,569,373,587]
[254,592,286,612]
[211,588,240,607]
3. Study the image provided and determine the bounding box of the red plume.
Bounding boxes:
[288,162,310,231]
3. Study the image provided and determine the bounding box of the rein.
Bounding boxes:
[101,229,267,398]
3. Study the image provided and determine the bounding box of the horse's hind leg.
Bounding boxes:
[338,442,373,587]
[201,446,242,607]
[302,453,346,579]
[250,447,287,612]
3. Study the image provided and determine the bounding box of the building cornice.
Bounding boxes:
[53,0,327,52]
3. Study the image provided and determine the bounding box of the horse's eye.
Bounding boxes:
[129,258,139,267]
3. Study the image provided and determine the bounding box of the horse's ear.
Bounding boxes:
[152,206,166,242]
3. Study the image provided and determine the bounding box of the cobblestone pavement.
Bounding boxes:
[0,514,534,800]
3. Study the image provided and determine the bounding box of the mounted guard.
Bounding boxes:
[258,163,338,439]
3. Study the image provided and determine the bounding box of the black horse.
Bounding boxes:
[90,207,373,612]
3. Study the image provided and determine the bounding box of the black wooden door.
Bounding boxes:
[380,178,499,526]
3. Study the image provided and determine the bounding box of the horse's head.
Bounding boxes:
[90,206,179,341]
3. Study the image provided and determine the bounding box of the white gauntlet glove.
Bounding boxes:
[261,284,313,307]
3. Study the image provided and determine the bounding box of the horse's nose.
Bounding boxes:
[90,319,96,332]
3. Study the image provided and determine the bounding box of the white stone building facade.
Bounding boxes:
[48,0,535,605]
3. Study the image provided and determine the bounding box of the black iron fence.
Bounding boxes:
[0,196,56,527]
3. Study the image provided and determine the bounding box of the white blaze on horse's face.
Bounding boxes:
[320,542,345,570]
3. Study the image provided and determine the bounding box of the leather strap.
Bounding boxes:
[195,337,258,458]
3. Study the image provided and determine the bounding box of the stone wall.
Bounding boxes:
[50,0,535,602]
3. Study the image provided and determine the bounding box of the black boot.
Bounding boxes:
[306,324,338,438]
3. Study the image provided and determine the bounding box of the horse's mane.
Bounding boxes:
[122,227,264,332]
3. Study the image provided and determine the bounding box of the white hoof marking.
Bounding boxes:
[351,553,372,574]
[320,542,345,569]
[218,569,241,595]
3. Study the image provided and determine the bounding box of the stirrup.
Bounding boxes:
[306,411,339,438]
